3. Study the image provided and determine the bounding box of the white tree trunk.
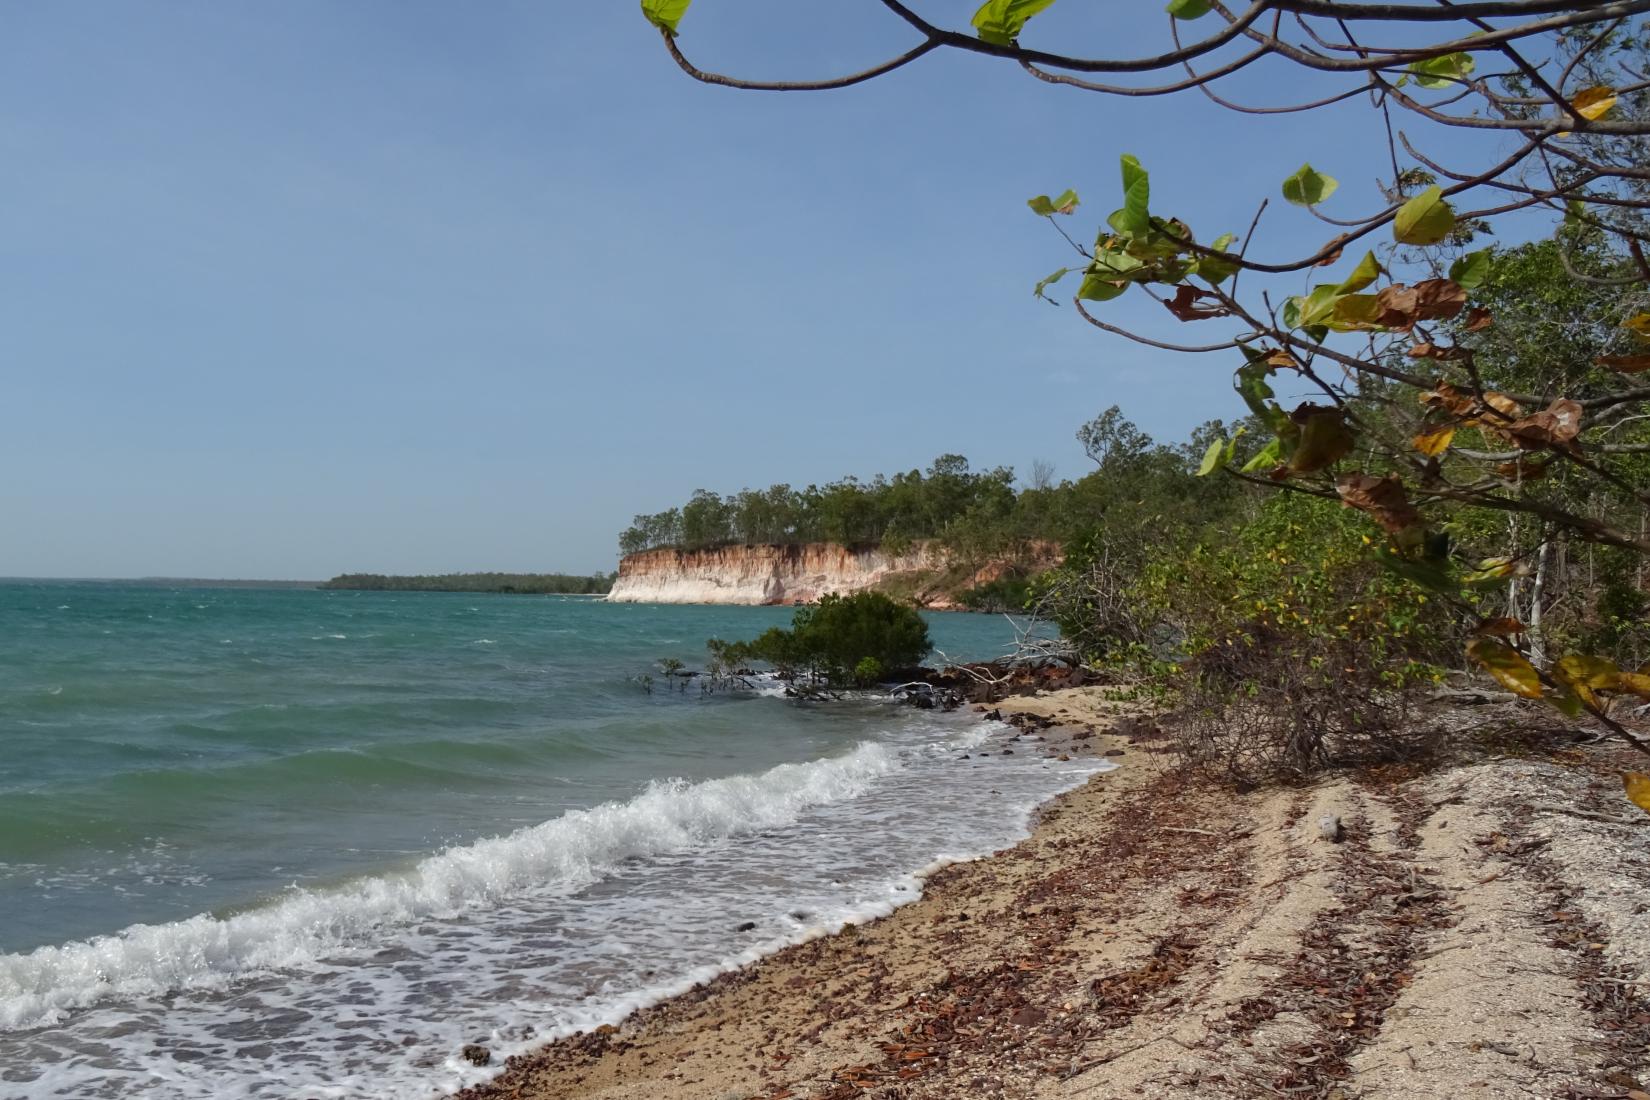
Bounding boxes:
[1528,533,1551,668]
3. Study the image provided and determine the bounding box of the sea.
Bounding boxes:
[0,582,1106,1098]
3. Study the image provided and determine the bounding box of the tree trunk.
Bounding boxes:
[1528,532,1552,668]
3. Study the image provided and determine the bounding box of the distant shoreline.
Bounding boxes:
[0,577,323,589]
[320,572,614,596]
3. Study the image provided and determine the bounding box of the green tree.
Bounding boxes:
[709,591,932,688]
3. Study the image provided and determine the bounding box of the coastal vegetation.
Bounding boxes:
[643,3,1650,808]
[321,572,614,595]
[616,419,1228,582]
[707,591,931,689]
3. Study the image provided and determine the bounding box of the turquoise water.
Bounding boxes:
[0,583,1101,1098]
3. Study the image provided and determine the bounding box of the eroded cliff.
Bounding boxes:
[605,542,1053,608]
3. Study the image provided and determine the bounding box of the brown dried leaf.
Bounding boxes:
[1505,398,1583,451]
[1474,617,1526,637]
[1420,381,1476,417]
[1289,404,1355,473]
[1464,307,1493,331]
[1165,284,1227,322]
[1412,278,1468,320]
[1408,342,1469,361]
[1375,284,1420,330]
[1335,472,1421,534]
[1597,353,1650,373]
[1496,457,1547,481]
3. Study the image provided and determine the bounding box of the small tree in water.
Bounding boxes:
[709,592,931,690]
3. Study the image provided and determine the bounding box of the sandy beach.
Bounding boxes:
[452,686,1650,1100]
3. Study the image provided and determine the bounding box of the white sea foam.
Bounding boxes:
[4,713,1109,1100]
[0,743,897,1033]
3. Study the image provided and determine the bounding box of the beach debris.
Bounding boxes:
[460,1044,491,1066]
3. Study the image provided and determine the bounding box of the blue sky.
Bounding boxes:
[0,2,1530,577]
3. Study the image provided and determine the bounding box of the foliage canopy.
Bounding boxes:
[639,0,1650,789]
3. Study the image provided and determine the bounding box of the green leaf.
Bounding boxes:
[972,0,1058,45]
[1235,362,1292,438]
[1281,164,1338,207]
[1449,249,1493,289]
[1077,273,1128,302]
[640,0,692,34]
[1548,686,1584,718]
[1409,51,1476,90]
[1337,251,1381,294]
[1393,185,1456,246]
[1197,437,1224,476]
[1027,189,1079,217]
[1165,0,1212,17]
[1285,284,1345,330]
[1281,296,1305,331]
[1089,249,1145,279]
[1327,293,1384,332]
[1113,154,1150,236]
[1375,547,1455,594]
[1033,267,1071,304]
[1239,436,1285,474]
[1195,232,1239,283]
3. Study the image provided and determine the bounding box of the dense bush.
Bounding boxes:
[707,592,931,688]
[1037,492,1463,781]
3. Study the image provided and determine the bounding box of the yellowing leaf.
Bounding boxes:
[1557,654,1620,689]
[1619,671,1650,700]
[1394,186,1456,246]
[1624,313,1650,341]
[1624,773,1650,817]
[1197,437,1224,477]
[1467,638,1543,699]
[972,0,1058,46]
[641,0,692,35]
[1413,424,1455,457]
[1555,653,1621,710]
[1337,251,1382,294]
[1573,86,1617,122]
